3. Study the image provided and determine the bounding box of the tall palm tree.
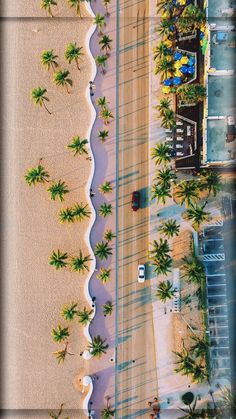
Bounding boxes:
[41,50,59,71]
[61,302,78,321]
[174,346,196,377]
[51,325,69,343]
[99,203,113,217]
[59,207,75,223]
[150,238,170,259]
[183,203,211,231]
[70,250,92,273]
[177,4,206,33]
[96,55,108,74]
[103,0,111,15]
[96,96,109,109]
[154,57,174,80]
[72,202,91,221]
[157,18,175,38]
[94,241,112,260]
[218,386,236,413]
[65,42,83,70]
[161,109,176,129]
[103,229,116,242]
[99,181,113,194]
[67,136,88,156]
[24,164,49,186]
[41,0,57,17]
[175,180,200,207]
[152,256,172,276]
[154,167,177,188]
[94,13,106,35]
[31,87,51,114]
[103,301,113,316]
[48,403,67,419]
[190,336,209,359]
[159,219,180,238]
[49,249,68,270]
[191,364,208,383]
[67,0,84,17]
[99,34,112,55]
[199,170,221,197]
[153,41,171,61]
[97,268,111,284]
[52,342,74,364]
[156,0,175,15]
[98,129,109,143]
[100,107,114,124]
[151,143,171,165]
[102,397,115,418]
[155,97,172,116]
[156,280,175,302]
[53,70,73,94]
[151,184,171,204]
[77,307,93,325]
[177,84,206,105]
[88,335,109,358]
[48,180,69,201]
[182,256,205,284]
[178,398,198,419]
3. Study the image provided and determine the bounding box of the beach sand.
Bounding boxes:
[1,16,94,412]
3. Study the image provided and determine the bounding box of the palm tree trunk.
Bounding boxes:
[43,100,52,115]
[75,58,81,71]
[48,7,54,17]
[65,84,70,94]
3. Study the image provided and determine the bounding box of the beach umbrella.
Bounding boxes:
[188,57,195,66]
[164,78,172,86]
[175,69,182,78]
[180,56,189,65]
[173,77,182,85]
[180,65,188,74]
[174,51,182,61]
[200,32,204,40]
[187,66,195,74]
[178,0,186,5]
[174,60,182,69]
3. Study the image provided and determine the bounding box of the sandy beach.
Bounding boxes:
[1,15,94,412]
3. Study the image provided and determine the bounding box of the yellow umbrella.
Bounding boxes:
[162,86,171,94]
[180,56,189,64]
[174,61,182,69]
[178,0,186,5]
[175,69,182,77]
[165,39,173,48]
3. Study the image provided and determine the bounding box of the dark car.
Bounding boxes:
[131,191,140,211]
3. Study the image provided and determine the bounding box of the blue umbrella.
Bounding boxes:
[188,57,195,66]
[164,78,172,86]
[200,32,204,39]
[187,66,195,74]
[180,65,188,74]
[174,51,182,61]
[173,77,182,85]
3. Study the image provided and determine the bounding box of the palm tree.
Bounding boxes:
[183,203,211,231]
[161,109,176,130]
[67,0,84,17]
[94,241,112,260]
[41,50,59,71]
[190,336,209,359]
[191,364,208,383]
[61,302,78,321]
[151,184,171,204]
[152,256,172,276]
[94,13,106,35]
[51,325,69,343]
[49,249,68,270]
[99,203,113,217]
[155,97,171,116]
[52,343,74,364]
[156,280,175,302]
[99,34,112,55]
[177,4,206,33]
[175,180,200,207]
[99,181,113,194]
[157,18,175,38]
[154,167,177,188]
[65,42,83,70]
[174,346,196,377]
[77,307,93,325]
[150,238,170,259]
[177,84,206,105]
[100,107,114,124]
[218,386,236,413]
[67,136,88,156]
[72,202,91,221]
[178,398,198,419]
[154,57,174,80]
[31,87,51,114]
[97,268,111,284]
[88,335,109,358]
[103,301,113,316]
[182,256,205,284]
[48,403,67,419]
[48,180,69,201]
[199,170,221,197]
[53,70,73,94]
[156,0,175,15]
[59,207,75,223]
[103,229,116,242]
[41,0,57,17]
[151,143,171,165]
[153,41,171,61]
[159,219,180,238]
[96,96,109,109]
[98,129,109,143]
[103,0,111,15]
[24,164,49,186]
[101,397,115,418]
[96,55,108,74]
[70,250,92,273]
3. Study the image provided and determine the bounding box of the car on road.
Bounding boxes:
[138,264,145,283]
[131,191,140,211]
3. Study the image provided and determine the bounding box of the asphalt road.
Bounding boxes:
[115,0,158,416]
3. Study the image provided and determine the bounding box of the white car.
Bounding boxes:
[138,264,145,283]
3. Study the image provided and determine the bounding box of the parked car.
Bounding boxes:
[131,191,140,211]
[138,264,145,283]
